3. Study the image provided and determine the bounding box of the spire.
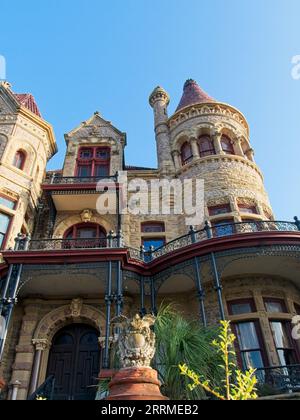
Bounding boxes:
[175,79,215,112]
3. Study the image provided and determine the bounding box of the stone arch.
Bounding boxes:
[195,122,215,139]
[33,303,106,388]
[53,213,114,238]
[172,131,191,153]
[33,303,105,343]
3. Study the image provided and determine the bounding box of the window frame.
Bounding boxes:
[221,135,235,155]
[76,146,111,177]
[13,150,26,171]
[142,237,166,251]
[227,298,257,316]
[197,135,216,158]
[0,194,17,211]
[141,222,165,233]
[238,204,258,215]
[180,142,193,166]
[208,204,231,217]
[269,320,300,366]
[0,211,13,250]
[231,320,268,370]
[264,298,288,314]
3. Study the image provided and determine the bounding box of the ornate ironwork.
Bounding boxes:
[27,375,56,400]
[44,175,117,185]
[8,221,300,262]
[27,237,119,251]
[256,365,300,394]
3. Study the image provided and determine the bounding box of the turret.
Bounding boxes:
[149,86,174,174]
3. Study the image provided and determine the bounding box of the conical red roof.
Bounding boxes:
[175,79,215,112]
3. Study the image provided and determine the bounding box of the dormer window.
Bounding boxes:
[76,147,110,177]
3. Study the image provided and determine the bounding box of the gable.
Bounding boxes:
[65,112,126,145]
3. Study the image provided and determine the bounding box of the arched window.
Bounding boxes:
[180,142,193,166]
[63,223,107,248]
[13,150,26,170]
[198,135,215,157]
[221,135,235,155]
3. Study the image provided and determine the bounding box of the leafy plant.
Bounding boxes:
[153,304,223,400]
[179,320,258,400]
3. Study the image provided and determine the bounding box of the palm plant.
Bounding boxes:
[153,304,223,400]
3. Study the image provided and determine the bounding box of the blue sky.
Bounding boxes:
[0,0,299,220]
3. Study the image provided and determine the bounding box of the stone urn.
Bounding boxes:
[106,314,168,401]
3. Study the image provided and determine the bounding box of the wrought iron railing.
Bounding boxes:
[44,174,117,185]
[27,375,56,400]
[10,219,300,260]
[255,365,300,394]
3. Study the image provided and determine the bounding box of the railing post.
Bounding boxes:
[294,216,300,231]
[107,231,114,248]
[148,246,155,262]
[139,277,147,317]
[50,172,56,184]
[204,221,213,239]
[116,229,123,248]
[140,245,145,262]
[189,226,196,243]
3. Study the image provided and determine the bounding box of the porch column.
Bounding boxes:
[103,261,113,369]
[204,222,225,320]
[150,278,157,316]
[190,227,207,326]
[29,339,49,396]
[139,277,147,316]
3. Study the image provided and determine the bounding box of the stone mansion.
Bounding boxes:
[0,79,300,400]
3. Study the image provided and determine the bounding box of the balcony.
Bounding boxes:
[8,219,300,259]
[256,365,300,396]
[42,174,118,211]
[43,174,117,186]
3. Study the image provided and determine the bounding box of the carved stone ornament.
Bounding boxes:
[112,314,156,368]
[70,298,83,318]
[80,209,93,223]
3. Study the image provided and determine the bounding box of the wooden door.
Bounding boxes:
[46,324,100,400]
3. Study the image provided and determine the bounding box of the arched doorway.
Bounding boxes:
[63,223,107,248]
[46,324,100,400]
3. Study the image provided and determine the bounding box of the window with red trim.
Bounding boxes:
[198,135,215,157]
[180,142,193,165]
[142,237,166,251]
[208,204,231,216]
[270,321,299,365]
[76,147,110,177]
[231,321,267,370]
[141,222,165,233]
[0,195,16,210]
[221,135,235,155]
[13,150,26,170]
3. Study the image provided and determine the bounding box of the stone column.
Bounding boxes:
[190,138,200,159]
[233,137,245,157]
[28,339,49,396]
[172,151,181,171]
[10,380,21,401]
[245,148,255,162]
[9,301,41,400]
[212,132,224,155]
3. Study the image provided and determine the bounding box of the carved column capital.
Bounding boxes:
[32,339,50,351]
